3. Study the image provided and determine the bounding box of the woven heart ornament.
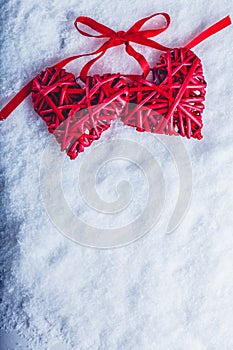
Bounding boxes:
[0,13,231,159]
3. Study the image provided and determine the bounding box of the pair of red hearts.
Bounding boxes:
[32,47,206,159]
[0,14,231,159]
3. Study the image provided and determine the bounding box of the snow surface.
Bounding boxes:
[1,0,233,349]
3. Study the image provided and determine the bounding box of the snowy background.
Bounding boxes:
[1,0,233,349]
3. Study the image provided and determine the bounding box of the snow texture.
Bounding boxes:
[0,0,233,349]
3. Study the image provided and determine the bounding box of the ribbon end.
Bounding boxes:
[185,15,232,50]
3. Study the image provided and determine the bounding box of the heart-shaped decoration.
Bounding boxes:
[1,13,230,161]
[32,67,84,133]
[31,47,206,159]
[122,48,206,139]
[32,69,128,158]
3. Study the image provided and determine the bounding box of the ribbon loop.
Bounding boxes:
[74,16,116,38]
[128,12,171,35]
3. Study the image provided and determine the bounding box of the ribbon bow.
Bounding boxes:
[57,13,171,80]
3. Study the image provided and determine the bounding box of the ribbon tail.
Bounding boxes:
[79,51,106,81]
[125,43,151,78]
[185,15,231,50]
[0,79,33,121]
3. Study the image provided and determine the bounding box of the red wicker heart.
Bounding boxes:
[32,67,84,133]
[32,47,206,159]
[122,48,206,139]
[1,13,231,161]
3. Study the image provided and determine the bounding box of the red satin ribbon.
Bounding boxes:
[0,13,231,121]
[185,15,231,49]
[56,13,171,80]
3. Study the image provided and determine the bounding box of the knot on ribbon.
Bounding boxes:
[115,30,127,43]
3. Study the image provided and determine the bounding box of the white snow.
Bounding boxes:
[1,0,233,349]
